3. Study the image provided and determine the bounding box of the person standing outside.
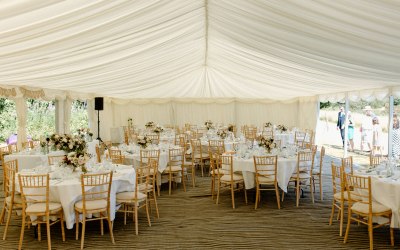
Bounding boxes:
[337,106,346,147]
[347,111,355,152]
[372,116,382,155]
[392,114,400,158]
[360,105,374,152]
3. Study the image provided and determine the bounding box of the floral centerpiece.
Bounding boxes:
[217,130,227,139]
[145,121,155,129]
[48,133,87,154]
[153,125,164,134]
[258,136,276,153]
[264,122,273,128]
[205,120,213,130]
[137,136,152,149]
[77,128,93,142]
[59,152,88,173]
[277,124,288,133]
[40,139,49,154]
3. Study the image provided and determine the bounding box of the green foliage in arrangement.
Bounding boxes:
[0,98,88,143]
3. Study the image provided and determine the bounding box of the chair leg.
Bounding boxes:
[243,185,247,205]
[46,216,51,250]
[60,212,65,242]
[18,213,26,250]
[100,218,104,235]
[153,191,160,219]
[310,178,314,204]
[390,225,394,246]
[75,211,79,240]
[145,199,151,227]
[368,218,373,250]
[216,180,220,205]
[343,209,352,243]
[329,201,335,226]
[80,217,86,249]
[275,185,281,209]
[231,184,235,209]
[182,170,186,192]
[124,205,127,225]
[134,205,139,235]
[296,182,300,207]
[339,202,345,236]
[281,190,285,202]
[192,166,196,187]
[255,186,259,209]
[0,201,6,224]
[107,215,115,244]
[38,224,41,241]
[319,176,323,201]
[169,172,172,195]
[3,204,12,240]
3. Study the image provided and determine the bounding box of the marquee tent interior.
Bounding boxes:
[0,0,400,143]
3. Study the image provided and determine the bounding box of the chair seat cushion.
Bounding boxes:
[333,191,361,201]
[312,169,322,174]
[5,194,22,204]
[26,202,62,213]
[220,174,243,182]
[193,153,209,159]
[291,173,311,179]
[257,175,275,183]
[138,183,153,192]
[351,201,391,214]
[116,191,146,202]
[164,166,182,172]
[75,199,107,211]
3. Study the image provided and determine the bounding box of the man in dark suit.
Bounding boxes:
[337,106,346,147]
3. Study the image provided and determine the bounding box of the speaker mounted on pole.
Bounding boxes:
[94,97,104,142]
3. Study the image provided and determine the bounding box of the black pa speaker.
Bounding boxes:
[94,97,104,111]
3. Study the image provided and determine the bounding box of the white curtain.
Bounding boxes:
[64,98,73,134]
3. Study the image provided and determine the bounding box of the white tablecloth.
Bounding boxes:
[274,133,295,147]
[5,150,66,170]
[232,156,297,192]
[370,174,400,228]
[17,165,135,229]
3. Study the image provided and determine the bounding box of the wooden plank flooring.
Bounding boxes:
[0,153,397,249]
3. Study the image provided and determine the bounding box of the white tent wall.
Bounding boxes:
[97,97,318,142]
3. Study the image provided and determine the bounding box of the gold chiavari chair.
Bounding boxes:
[18,174,65,250]
[117,165,151,235]
[209,152,221,200]
[244,128,257,141]
[344,174,394,249]
[48,155,66,165]
[21,141,34,150]
[138,159,159,218]
[284,150,315,207]
[216,155,247,209]
[370,153,383,167]
[342,156,354,174]
[146,133,160,145]
[191,139,209,177]
[312,146,325,200]
[75,172,114,249]
[164,148,186,195]
[0,145,10,166]
[8,143,18,154]
[329,163,347,236]
[140,149,161,196]
[0,159,21,240]
[108,148,125,164]
[254,155,280,209]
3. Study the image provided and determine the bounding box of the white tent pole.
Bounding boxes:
[204,0,209,66]
[388,95,394,159]
[343,94,349,157]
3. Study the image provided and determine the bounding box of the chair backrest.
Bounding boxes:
[8,144,18,154]
[146,133,160,145]
[331,162,344,199]
[18,174,50,213]
[191,139,204,159]
[3,159,18,200]
[345,174,372,212]
[294,131,306,148]
[168,148,184,170]
[140,149,160,169]
[296,150,315,175]
[48,155,66,165]
[22,141,34,150]
[208,140,225,156]
[80,172,113,211]
[342,156,353,174]
[220,155,233,179]
[253,155,278,184]
[244,128,257,140]
[261,130,274,138]
[0,145,10,164]
[109,149,124,164]
[369,153,382,167]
